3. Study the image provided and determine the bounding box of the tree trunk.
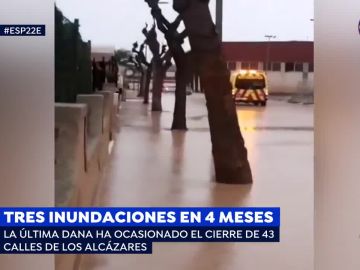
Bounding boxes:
[174,0,253,184]
[171,65,187,130]
[138,71,145,97]
[171,51,189,130]
[200,56,252,184]
[143,66,152,104]
[151,64,165,111]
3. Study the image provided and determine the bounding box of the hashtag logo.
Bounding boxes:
[0,25,46,36]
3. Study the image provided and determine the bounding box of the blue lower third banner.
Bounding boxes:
[0,25,46,36]
[0,208,280,254]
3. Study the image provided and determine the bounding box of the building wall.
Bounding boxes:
[223,41,314,64]
[267,71,314,94]
[229,61,314,95]
[223,41,314,95]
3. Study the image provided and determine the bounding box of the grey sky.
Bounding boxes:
[55,0,314,50]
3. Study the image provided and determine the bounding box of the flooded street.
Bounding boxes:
[81,93,314,270]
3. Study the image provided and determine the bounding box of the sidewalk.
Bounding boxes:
[81,93,314,270]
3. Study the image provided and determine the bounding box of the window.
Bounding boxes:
[265,62,280,71]
[285,62,295,72]
[235,77,266,90]
[241,62,250,69]
[267,63,270,71]
[272,62,281,72]
[263,62,270,71]
[228,61,236,71]
[309,63,314,72]
[295,63,304,72]
[241,62,258,70]
[249,62,258,70]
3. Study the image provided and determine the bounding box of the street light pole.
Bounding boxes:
[264,34,276,72]
[216,0,223,41]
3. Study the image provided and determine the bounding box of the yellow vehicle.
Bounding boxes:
[231,70,269,106]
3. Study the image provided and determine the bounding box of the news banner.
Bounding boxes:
[0,208,280,254]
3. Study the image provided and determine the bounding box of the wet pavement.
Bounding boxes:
[80,93,314,270]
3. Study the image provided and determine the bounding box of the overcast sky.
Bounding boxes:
[55,0,314,50]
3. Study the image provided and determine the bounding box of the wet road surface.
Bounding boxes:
[80,93,314,270]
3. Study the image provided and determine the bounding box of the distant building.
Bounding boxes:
[164,65,176,91]
[91,46,116,62]
[222,41,314,94]
[91,45,118,87]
